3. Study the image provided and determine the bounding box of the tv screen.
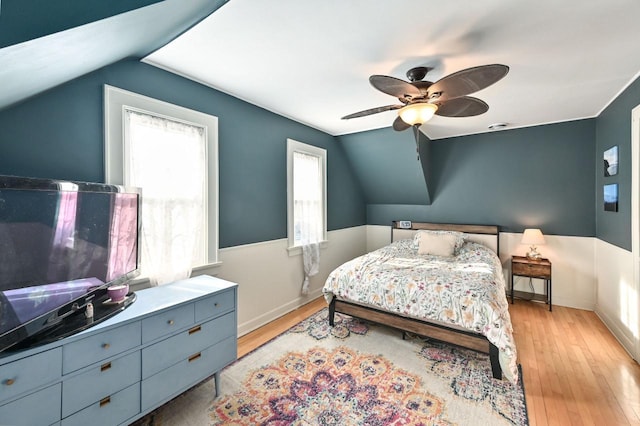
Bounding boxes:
[0,176,141,353]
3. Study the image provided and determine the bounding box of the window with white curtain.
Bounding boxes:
[287,139,327,250]
[104,85,219,286]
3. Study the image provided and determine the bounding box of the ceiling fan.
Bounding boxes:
[341,64,509,133]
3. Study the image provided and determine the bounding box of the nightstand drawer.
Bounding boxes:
[512,261,551,278]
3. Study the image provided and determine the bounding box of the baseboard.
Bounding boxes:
[237,287,325,336]
[595,305,637,360]
[553,296,595,311]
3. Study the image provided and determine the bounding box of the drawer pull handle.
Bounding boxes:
[4,378,15,386]
[188,352,201,363]
[101,362,112,372]
[168,319,175,326]
[102,343,111,350]
[188,325,202,335]
[100,396,111,407]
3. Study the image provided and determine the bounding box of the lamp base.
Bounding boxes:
[526,245,542,260]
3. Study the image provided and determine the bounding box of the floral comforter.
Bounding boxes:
[322,238,518,383]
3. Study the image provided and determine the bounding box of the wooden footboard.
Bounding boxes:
[329,297,502,380]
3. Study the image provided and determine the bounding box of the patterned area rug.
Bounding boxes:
[137,309,528,425]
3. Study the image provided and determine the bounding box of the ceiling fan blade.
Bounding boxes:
[392,116,411,131]
[436,96,489,117]
[428,64,509,101]
[341,104,403,120]
[369,75,422,99]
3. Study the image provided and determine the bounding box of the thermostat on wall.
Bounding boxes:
[398,221,412,229]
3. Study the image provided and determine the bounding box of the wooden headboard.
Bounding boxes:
[391,221,500,253]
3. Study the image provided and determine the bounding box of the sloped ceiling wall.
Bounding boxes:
[0,0,163,48]
[337,127,432,205]
[0,0,228,111]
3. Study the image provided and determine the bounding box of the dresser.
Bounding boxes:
[0,275,238,426]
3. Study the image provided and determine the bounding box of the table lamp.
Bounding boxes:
[521,228,545,260]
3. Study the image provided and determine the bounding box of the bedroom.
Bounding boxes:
[1,0,639,424]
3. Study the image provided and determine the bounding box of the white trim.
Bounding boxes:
[286,138,327,251]
[597,69,640,118]
[632,104,640,361]
[103,84,220,265]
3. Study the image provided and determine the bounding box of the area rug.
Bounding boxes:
[137,309,528,425]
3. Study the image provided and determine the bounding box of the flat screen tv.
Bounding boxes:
[0,175,141,353]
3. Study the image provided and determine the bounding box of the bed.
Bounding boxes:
[323,222,518,383]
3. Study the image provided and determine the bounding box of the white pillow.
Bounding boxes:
[413,230,466,254]
[417,232,458,257]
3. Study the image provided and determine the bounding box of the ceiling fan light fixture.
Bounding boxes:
[398,103,438,126]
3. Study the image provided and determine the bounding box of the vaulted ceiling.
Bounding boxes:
[144,0,640,139]
[2,1,640,141]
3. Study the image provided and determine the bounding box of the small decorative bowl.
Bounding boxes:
[107,284,129,302]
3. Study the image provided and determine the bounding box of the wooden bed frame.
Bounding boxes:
[328,221,503,380]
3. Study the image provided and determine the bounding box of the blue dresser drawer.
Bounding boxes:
[141,312,235,379]
[141,303,194,344]
[61,382,139,426]
[62,321,141,374]
[195,289,235,322]
[0,348,62,403]
[141,335,236,411]
[0,383,61,426]
[62,350,141,417]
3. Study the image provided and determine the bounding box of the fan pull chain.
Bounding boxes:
[413,125,421,161]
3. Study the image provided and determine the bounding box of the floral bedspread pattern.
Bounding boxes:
[323,239,519,383]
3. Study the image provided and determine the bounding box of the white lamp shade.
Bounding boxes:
[521,228,545,245]
[398,103,438,125]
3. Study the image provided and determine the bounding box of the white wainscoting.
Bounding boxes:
[594,239,637,358]
[190,224,614,342]
[501,232,596,311]
[194,226,367,336]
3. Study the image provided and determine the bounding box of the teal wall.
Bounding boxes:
[337,127,430,204]
[350,119,597,236]
[1,56,638,250]
[0,59,366,248]
[0,0,163,48]
[595,76,640,251]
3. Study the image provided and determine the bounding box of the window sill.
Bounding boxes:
[128,261,223,291]
[287,240,328,257]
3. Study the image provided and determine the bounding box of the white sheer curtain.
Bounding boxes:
[47,185,78,281]
[124,109,207,286]
[106,194,138,282]
[293,151,322,294]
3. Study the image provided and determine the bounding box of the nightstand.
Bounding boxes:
[510,255,552,311]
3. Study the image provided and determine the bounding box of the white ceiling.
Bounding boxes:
[144,0,640,139]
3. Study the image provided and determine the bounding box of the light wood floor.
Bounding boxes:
[238,297,640,425]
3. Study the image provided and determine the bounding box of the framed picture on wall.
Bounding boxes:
[604,145,618,177]
[604,183,619,212]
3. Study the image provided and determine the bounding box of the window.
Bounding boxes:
[104,85,219,285]
[287,139,327,250]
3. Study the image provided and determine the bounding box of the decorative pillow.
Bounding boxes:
[414,230,466,255]
[417,232,458,257]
